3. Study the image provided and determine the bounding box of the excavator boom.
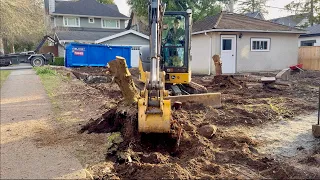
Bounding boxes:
[138,0,171,133]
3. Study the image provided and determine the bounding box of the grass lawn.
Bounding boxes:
[0,70,12,87]
[34,66,67,121]
[34,67,62,100]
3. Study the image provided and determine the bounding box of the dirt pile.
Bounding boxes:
[55,67,319,179]
[79,101,320,179]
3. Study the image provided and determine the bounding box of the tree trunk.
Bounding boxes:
[11,43,15,53]
[0,38,4,55]
[3,38,9,54]
[108,56,140,105]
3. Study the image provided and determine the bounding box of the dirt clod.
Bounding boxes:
[198,124,217,138]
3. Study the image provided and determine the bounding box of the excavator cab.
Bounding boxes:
[139,10,192,85]
[161,11,192,85]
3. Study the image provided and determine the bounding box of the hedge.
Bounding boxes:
[50,57,64,66]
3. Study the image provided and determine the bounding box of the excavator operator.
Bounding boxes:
[163,16,185,67]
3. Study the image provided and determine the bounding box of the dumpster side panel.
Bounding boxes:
[65,43,132,68]
[106,46,132,68]
[88,45,108,66]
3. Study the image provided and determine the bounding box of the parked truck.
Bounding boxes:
[0,36,62,67]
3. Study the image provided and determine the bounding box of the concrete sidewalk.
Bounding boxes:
[0,63,32,70]
[0,69,86,179]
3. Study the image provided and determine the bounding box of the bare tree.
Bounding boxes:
[0,0,46,54]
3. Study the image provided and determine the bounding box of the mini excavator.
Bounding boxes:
[138,0,221,133]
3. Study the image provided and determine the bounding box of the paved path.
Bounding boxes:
[0,69,86,179]
[0,63,32,70]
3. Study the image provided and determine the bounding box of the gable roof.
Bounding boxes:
[53,0,129,19]
[95,30,149,43]
[245,12,265,20]
[300,24,320,37]
[270,13,309,27]
[193,12,305,34]
[55,28,126,42]
[306,24,320,34]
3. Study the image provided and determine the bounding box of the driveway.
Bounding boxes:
[0,63,32,70]
[0,69,86,179]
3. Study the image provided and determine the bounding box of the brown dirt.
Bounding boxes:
[36,67,320,179]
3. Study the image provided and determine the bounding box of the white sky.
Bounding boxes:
[114,0,296,20]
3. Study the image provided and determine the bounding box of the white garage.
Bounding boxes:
[96,30,150,67]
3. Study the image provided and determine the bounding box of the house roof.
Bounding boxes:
[300,24,320,37]
[244,12,264,20]
[53,0,129,19]
[193,12,305,34]
[270,13,308,27]
[95,30,149,43]
[306,24,320,34]
[55,28,126,42]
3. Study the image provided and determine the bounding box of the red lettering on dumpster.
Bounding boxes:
[74,51,84,56]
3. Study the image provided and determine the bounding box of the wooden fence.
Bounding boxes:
[298,46,320,70]
[39,45,58,57]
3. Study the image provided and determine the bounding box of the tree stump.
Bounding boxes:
[107,56,140,105]
[213,55,222,75]
[80,56,140,139]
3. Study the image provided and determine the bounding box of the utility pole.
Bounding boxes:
[310,0,314,26]
[228,0,235,12]
[252,0,255,12]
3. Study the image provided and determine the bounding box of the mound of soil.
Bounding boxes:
[80,101,320,179]
[53,67,319,179]
[72,67,108,76]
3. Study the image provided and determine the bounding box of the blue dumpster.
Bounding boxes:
[65,43,132,68]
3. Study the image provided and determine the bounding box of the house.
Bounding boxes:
[244,12,265,20]
[191,11,305,75]
[126,12,149,35]
[299,24,320,46]
[270,13,309,28]
[44,0,149,67]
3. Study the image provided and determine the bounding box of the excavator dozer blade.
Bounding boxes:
[166,93,222,108]
[138,99,171,133]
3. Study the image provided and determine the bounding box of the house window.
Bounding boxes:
[301,40,316,46]
[251,38,270,51]
[102,19,120,29]
[63,17,80,27]
[88,18,94,23]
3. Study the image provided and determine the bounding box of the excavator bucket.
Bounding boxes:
[138,98,171,133]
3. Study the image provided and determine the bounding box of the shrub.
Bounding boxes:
[50,57,65,66]
[34,67,57,75]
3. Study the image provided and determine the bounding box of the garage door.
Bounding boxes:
[131,46,140,67]
[130,46,150,68]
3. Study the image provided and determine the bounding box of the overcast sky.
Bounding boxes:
[114,0,295,20]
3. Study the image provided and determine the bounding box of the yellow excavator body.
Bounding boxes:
[137,1,221,133]
[138,98,171,133]
[138,72,171,133]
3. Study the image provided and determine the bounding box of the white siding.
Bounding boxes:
[190,33,216,75]
[191,32,300,74]
[235,33,299,72]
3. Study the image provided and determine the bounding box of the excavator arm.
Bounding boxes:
[138,0,171,133]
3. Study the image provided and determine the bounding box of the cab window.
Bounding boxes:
[162,15,185,68]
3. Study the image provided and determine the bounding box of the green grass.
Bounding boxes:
[0,70,12,87]
[34,66,57,76]
[34,66,61,114]
[35,66,73,122]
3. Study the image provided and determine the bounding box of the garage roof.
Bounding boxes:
[193,12,306,34]
[55,28,126,42]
